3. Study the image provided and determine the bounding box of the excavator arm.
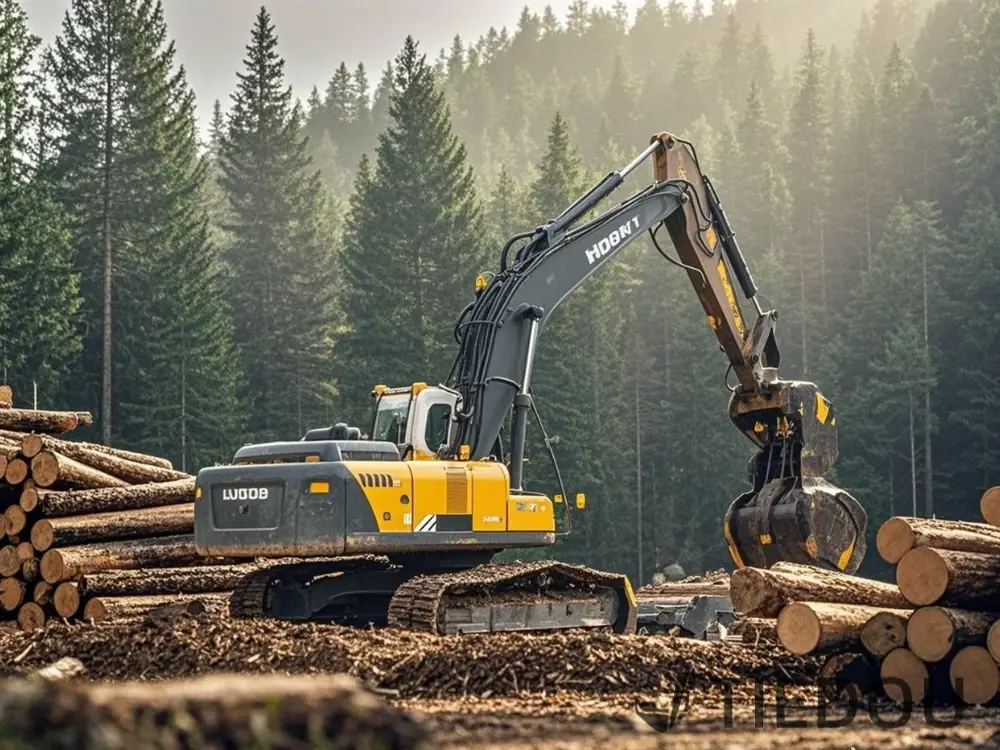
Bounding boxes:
[445,132,868,574]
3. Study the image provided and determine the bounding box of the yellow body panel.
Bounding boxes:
[407,461,451,529]
[508,493,555,532]
[468,462,509,532]
[344,461,414,532]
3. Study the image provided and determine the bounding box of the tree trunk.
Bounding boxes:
[861,611,908,657]
[877,517,1000,564]
[20,433,173,469]
[0,409,88,434]
[896,547,1000,608]
[30,450,129,490]
[730,561,909,618]
[819,651,880,701]
[28,478,195,517]
[906,606,997,662]
[20,435,187,484]
[82,593,224,621]
[31,504,194,552]
[79,564,261,598]
[949,645,998,705]
[981,487,1000,527]
[776,601,911,655]
[40,534,200,584]
[880,647,951,706]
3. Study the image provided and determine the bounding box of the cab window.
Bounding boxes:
[373,397,408,442]
[425,403,451,452]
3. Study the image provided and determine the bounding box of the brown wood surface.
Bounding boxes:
[981,487,1000,527]
[878,516,1000,564]
[53,582,81,618]
[0,409,87,434]
[17,602,45,631]
[30,477,195,517]
[79,564,261,598]
[776,601,912,655]
[31,503,193,552]
[21,434,187,483]
[40,534,200,584]
[30,450,129,490]
[82,593,225,621]
[860,611,909,657]
[896,547,1000,608]
[20,433,173,469]
[0,577,25,611]
[906,606,998,662]
[949,645,999,705]
[4,457,28,485]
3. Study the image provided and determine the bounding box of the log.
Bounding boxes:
[731,561,909,618]
[15,541,33,562]
[40,534,200,584]
[906,606,999,662]
[861,611,909,657]
[730,616,777,646]
[32,581,53,606]
[0,545,19,576]
[30,657,86,683]
[896,547,1000,608]
[30,450,128,490]
[20,433,173,469]
[20,434,188,483]
[0,384,11,408]
[2,505,26,536]
[880,647,952,706]
[53,582,81,618]
[988,620,1000,662]
[0,408,87,434]
[877,516,1000,564]
[31,477,195,517]
[819,651,880,702]
[19,483,37,512]
[776,601,912,655]
[20,558,39,583]
[949,645,999,705]
[982,487,1000,527]
[0,576,25,611]
[4,456,28,485]
[17,601,45,631]
[30,503,194,552]
[82,593,225,621]
[79,563,261,598]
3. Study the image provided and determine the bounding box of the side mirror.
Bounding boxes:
[575,493,586,509]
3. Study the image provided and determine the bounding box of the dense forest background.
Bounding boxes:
[0,0,996,582]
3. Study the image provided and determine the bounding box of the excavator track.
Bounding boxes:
[386,560,637,635]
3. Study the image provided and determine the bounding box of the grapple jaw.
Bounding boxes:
[723,377,867,574]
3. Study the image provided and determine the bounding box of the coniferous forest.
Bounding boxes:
[1,0,997,582]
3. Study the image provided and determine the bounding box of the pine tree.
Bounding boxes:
[336,36,486,421]
[218,7,338,441]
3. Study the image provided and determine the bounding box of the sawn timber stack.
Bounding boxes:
[0,384,266,631]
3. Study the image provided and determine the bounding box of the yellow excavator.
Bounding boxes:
[192,133,868,635]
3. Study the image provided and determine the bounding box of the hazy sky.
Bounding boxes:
[22,0,659,130]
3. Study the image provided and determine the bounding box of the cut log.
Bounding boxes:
[0,408,87,434]
[730,562,909,618]
[40,534,200,584]
[982,487,1000,527]
[861,611,909,657]
[776,601,912,655]
[82,593,225,621]
[949,645,999,705]
[53,582,81,618]
[29,657,86,683]
[17,601,45,631]
[0,384,11,408]
[20,433,173,469]
[4,456,28,485]
[989,620,1000,663]
[2,505,26,536]
[896,547,1000,608]
[0,577,25,611]
[819,652,880,702]
[20,558,39,583]
[906,606,998,662]
[19,483,37,512]
[15,541,33,562]
[31,477,195,517]
[79,563,261,598]
[30,450,128,490]
[730,616,777,646]
[33,581,53,606]
[881,647,952,706]
[0,545,19,576]
[30,503,194,552]
[877,516,1000,564]
[20,434,188,484]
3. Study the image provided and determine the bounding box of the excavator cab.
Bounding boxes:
[369,383,460,460]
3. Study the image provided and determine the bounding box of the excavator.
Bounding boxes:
[192,132,868,636]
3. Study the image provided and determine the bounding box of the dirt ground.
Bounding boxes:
[2,602,998,749]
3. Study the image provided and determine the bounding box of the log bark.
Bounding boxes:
[896,547,1000,608]
[730,561,909,618]
[30,503,194,552]
[82,593,225,621]
[2,505,26,536]
[30,450,128,490]
[776,601,912,655]
[0,576,25,611]
[31,477,195,517]
[0,384,11,408]
[949,645,999,705]
[861,611,909,657]
[4,456,27,485]
[880,647,953,706]
[40,534,200,584]
[79,564,261,597]
[0,545,19,576]
[0,408,88,434]
[53,582,81,618]
[20,434,188,483]
[17,601,45,631]
[982,487,1000,527]
[819,652,880,702]
[877,516,1000,564]
[906,606,998,662]
[20,433,173,469]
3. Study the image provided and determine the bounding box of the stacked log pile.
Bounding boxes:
[733,485,1000,707]
[0,385,246,632]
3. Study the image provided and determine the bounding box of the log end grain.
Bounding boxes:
[19,484,38,512]
[729,567,776,617]
[906,607,956,663]
[30,520,54,553]
[17,602,45,632]
[989,620,1000,664]
[860,611,908,657]
[5,457,28,485]
[82,598,107,621]
[30,450,60,488]
[33,581,53,606]
[877,517,916,565]
[983,487,1000,527]
[881,648,929,705]
[776,602,822,655]
[950,645,999,705]
[0,546,20,577]
[21,558,40,584]
[2,505,26,536]
[20,433,43,459]
[0,577,25,612]
[896,547,948,606]
[40,550,64,584]
[53,582,81,618]
[15,542,33,562]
